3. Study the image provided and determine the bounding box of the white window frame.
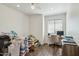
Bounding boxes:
[48,19,63,34]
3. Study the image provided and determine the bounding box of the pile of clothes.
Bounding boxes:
[20,36,29,56]
[20,35,41,55]
[28,35,41,47]
[0,31,41,56]
[28,35,41,52]
[0,35,11,56]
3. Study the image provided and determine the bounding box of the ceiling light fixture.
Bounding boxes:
[31,3,35,9]
[16,4,20,7]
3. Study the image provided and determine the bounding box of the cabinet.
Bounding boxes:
[62,44,79,56]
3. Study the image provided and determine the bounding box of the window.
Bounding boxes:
[48,19,63,34]
[55,20,63,32]
[48,20,54,34]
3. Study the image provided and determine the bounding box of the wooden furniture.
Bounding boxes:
[49,35,63,45]
[62,44,79,56]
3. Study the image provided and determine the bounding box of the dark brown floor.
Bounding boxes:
[28,45,62,56]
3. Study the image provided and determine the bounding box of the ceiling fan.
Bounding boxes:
[30,3,41,10]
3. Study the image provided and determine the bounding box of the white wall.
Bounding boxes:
[0,5,45,44]
[0,5,29,36]
[66,4,79,46]
[29,14,43,44]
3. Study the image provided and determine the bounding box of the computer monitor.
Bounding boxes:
[57,31,64,36]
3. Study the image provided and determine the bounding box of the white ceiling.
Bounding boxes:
[2,3,70,15]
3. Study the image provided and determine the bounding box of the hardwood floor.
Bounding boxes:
[28,44,62,56]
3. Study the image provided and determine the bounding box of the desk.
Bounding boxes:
[48,35,63,45]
